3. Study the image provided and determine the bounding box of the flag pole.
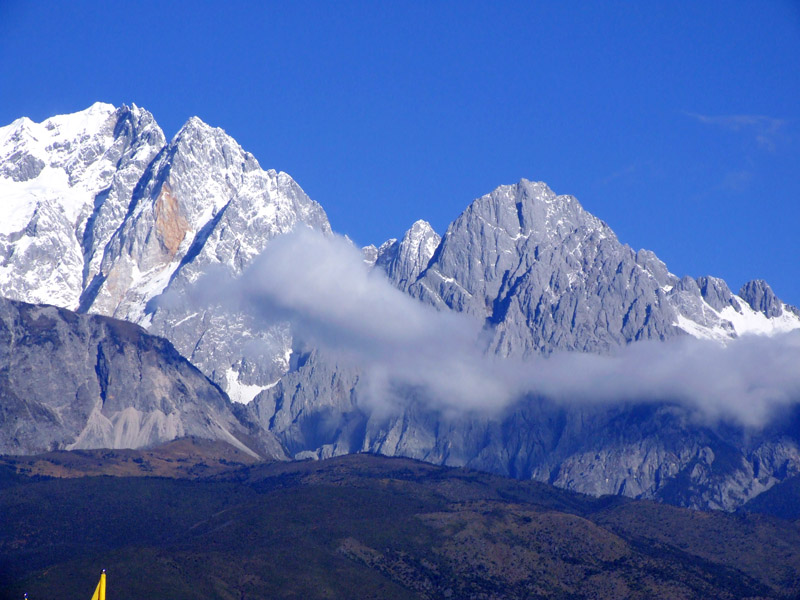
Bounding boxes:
[90,570,106,600]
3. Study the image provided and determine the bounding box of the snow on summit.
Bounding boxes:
[0,102,798,407]
[0,103,331,401]
[0,102,116,232]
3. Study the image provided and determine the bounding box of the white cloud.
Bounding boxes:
[193,227,800,428]
[197,228,511,411]
[526,332,800,428]
[685,112,788,151]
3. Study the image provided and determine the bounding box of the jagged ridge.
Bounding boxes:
[2,105,800,512]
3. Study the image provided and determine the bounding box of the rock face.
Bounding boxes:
[0,103,165,309]
[408,180,800,353]
[0,296,275,457]
[251,349,800,511]
[739,279,783,318]
[3,105,800,511]
[0,104,330,402]
[250,180,800,510]
[372,219,441,291]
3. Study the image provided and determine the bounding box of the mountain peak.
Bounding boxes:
[372,220,440,291]
[409,218,435,232]
[405,219,438,248]
[183,114,210,128]
[517,177,558,199]
[0,103,332,402]
[696,275,740,312]
[173,115,219,141]
[739,279,783,317]
[457,179,610,247]
[40,102,116,139]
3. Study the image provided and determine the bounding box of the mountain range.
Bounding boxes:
[1,103,799,511]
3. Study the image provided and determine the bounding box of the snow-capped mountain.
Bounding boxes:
[0,103,330,403]
[0,102,165,308]
[248,180,800,510]
[366,219,441,291]
[2,104,800,510]
[407,179,800,354]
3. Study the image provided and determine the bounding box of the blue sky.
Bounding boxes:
[1,1,798,305]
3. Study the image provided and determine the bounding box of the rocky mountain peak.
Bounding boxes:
[0,104,167,309]
[407,178,800,356]
[361,244,380,266]
[0,102,116,181]
[4,103,800,514]
[170,116,258,170]
[0,296,271,457]
[111,104,164,148]
[406,219,439,248]
[0,103,331,403]
[460,179,612,246]
[739,279,783,318]
[373,220,441,291]
[696,275,741,312]
[407,180,643,348]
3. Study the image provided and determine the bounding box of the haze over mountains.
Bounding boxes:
[1,103,799,510]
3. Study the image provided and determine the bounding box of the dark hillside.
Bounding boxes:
[740,473,800,521]
[2,451,800,599]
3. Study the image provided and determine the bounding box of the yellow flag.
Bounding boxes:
[90,570,106,600]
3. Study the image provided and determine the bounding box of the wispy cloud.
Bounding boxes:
[528,333,800,428]
[685,112,788,151]
[191,228,511,412]
[598,163,639,187]
[189,228,800,428]
[719,169,754,192]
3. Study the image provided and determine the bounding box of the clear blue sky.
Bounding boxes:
[1,1,798,305]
